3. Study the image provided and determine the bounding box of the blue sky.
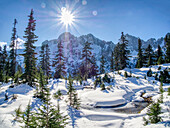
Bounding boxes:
[0,0,170,46]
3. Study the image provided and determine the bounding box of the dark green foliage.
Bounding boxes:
[155,73,158,80]
[102,73,110,83]
[37,89,68,128]
[35,69,48,101]
[114,32,129,70]
[90,55,99,77]
[40,44,51,78]
[53,41,66,79]
[100,55,105,74]
[156,45,164,65]
[159,68,170,83]
[146,102,162,124]
[23,9,38,86]
[13,102,37,127]
[9,19,17,77]
[147,68,152,77]
[164,33,170,63]
[114,43,120,70]
[168,87,170,95]
[94,77,102,89]
[144,75,146,79]
[80,41,93,79]
[136,38,143,68]
[14,71,22,85]
[158,94,163,103]
[159,82,164,94]
[4,58,10,83]
[67,78,81,109]
[143,117,149,126]
[158,66,161,70]
[110,51,114,72]
[100,82,105,90]
[54,90,62,100]
[144,44,154,67]
[124,71,128,78]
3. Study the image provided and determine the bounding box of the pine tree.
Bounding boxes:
[80,41,93,79]
[114,43,120,70]
[40,44,51,78]
[40,44,45,73]
[2,45,8,71]
[144,44,154,67]
[44,44,51,78]
[146,102,162,124]
[9,19,17,77]
[53,41,66,79]
[119,32,129,69]
[67,78,80,109]
[156,45,163,64]
[37,87,68,128]
[35,69,48,101]
[90,55,99,77]
[110,51,114,72]
[100,55,105,74]
[4,57,10,83]
[136,38,143,68]
[164,33,170,63]
[13,102,37,127]
[0,46,3,82]
[23,9,38,86]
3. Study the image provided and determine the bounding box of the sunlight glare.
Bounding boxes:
[60,7,75,27]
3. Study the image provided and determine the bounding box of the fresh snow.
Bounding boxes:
[0,64,170,128]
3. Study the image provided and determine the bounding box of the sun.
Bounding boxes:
[59,7,75,27]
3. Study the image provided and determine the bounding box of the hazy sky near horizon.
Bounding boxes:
[0,0,170,46]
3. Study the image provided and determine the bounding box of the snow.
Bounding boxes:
[0,64,170,128]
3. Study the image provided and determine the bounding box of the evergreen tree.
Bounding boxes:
[39,44,51,78]
[40,44,45,73]
[156,45,163,64]
[100,55,105,74]
[4,57,10,83]
[37,87,68,128]
[53,41,66,79]
[136,38,143,68]
[0,46,3,82]
[110,51,114,72]
[2,45,8,71]
[119,32,129,69]
[114,43,120,70]
[164,33,170,63]
[44,44,51,78]
[80,41,93,79]
[144,44,154,66]
[67,78,80,109]
[35,69,48,101]
[23,9,38,86]
[9,19,17,77]
[90,55,99,77]
[146,102,162,124]
[13,102,37,127]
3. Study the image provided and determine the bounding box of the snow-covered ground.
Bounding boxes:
[0,64,169,128]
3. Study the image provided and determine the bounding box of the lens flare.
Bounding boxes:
[59,7,75,27]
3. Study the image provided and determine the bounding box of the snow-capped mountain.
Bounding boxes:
[14,32,166,71]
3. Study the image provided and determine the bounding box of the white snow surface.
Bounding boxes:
[0,64,170,128]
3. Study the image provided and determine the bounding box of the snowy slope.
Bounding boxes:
[0,64,169,128]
